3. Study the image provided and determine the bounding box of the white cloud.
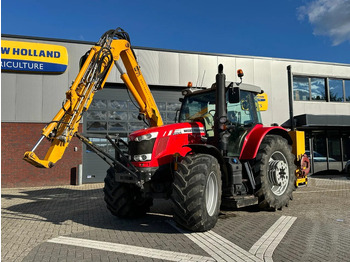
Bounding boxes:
[298,0,350,45]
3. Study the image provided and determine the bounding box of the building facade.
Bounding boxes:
[2,34,350,187]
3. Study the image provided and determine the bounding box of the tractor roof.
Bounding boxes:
[182,81,263,97]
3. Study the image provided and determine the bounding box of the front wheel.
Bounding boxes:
[252,135,296,210]
[172,154,222,232]
[103,167,153,218]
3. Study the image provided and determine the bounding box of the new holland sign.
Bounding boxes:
[1,40,68,73]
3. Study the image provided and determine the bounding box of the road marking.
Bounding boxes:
[48,216,296,262]
[48,236,214,262]
[168,221,261,262]
[249,216,297,262]
[295,189,350,194]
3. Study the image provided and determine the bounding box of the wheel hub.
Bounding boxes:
[268,152,290,196]
[205,171,218,216]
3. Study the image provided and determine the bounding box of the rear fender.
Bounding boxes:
[239,124,292,160]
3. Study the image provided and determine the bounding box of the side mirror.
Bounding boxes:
[228,87,240,103]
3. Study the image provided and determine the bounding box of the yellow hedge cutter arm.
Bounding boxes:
[23,28,163,168]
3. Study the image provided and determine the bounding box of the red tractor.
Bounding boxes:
[104,64,296,232]
[24,29,296,232]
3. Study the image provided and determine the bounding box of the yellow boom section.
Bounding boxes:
[23,28,163,168]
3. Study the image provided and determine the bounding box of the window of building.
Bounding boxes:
[310,77,326,101]
[293,76,350,103]
[345,80,350,102]
[312,132,327,162]
[293,76,310,101]
[343,134,350,163]
[329,79,344,102]
[328,131,342,161]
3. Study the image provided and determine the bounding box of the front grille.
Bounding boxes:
[129,138,156,160]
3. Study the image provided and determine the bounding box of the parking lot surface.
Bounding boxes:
[2,176,350,262]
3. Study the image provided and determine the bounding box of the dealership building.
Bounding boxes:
[2,34,350,188]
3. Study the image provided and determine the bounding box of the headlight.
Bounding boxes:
[135,132,158,142]
[134,154,152,161]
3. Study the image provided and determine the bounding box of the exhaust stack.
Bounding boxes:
[215,64,228,155]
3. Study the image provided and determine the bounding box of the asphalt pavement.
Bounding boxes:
[2,175,350,262]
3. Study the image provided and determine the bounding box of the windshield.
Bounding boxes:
[179,89,262,126]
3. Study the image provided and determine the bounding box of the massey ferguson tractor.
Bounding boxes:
[24,28,298,232]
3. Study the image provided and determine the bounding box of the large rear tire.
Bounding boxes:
[252,135,296,210]
[103,167,153,218]
[172,154,222,231]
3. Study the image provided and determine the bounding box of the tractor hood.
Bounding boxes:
[129,122,206,168]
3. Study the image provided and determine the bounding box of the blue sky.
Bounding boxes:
[2,0,350,64]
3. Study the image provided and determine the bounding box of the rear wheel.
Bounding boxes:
[103,167,153,218]
[172,154,222,231]
[252,135,296,210]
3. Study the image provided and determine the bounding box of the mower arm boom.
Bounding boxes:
[23,28,163,168]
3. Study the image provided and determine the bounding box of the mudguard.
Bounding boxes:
[239,124,292,160]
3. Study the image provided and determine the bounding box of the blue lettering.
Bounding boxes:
[39,50,45,57]
[54,51,60,58]
[28,49,38,56]
[1,47,10,54]
[13,48,20,55]
[46,51,53,58]
[21,49,28,56]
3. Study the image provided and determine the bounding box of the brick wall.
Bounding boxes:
[1,122,83,188]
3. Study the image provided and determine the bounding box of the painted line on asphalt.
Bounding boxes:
[48,236,215,262]
[295,189,350,194]
[168,221,262,262]
[249,215,297,262]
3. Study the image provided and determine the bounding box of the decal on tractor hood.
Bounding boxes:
[173,127,205,135]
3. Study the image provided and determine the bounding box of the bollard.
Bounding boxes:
[78,164,83,185]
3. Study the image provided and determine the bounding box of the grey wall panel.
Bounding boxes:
[1,74,16,121]
[15,74,43,122]
[198,55,218,88]
[159,52,180,86]
[217,57,237,82]
[179,53,199,87]
[42,74,68,122]
[65,42,91,85]
[253,59,273,125]
[270,60,290,125]
[137,50,159,85]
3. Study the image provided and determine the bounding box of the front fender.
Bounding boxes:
[183,144,229,185]
[184,144,224,165]
[239,124,292,160]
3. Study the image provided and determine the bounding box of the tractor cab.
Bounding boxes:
[178,81,264,157]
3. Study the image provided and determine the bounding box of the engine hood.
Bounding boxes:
[129,122,206,141]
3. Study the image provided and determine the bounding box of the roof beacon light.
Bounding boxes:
[187,82,193,88]
[237,69,244,85]
[237,69,244,78]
